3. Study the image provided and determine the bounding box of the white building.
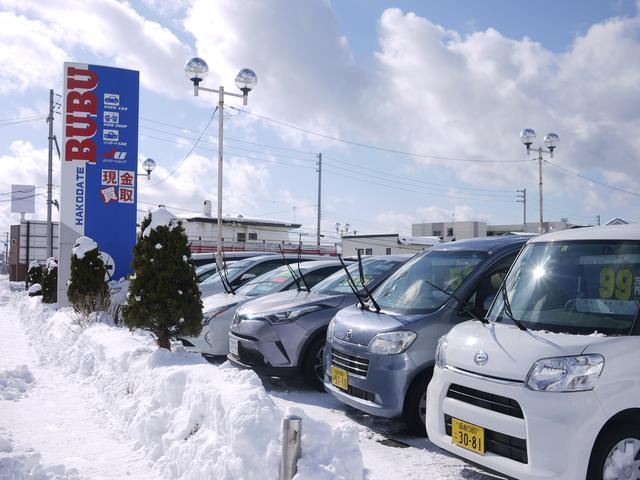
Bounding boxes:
[412,219,580,241]
[341,234,440,256]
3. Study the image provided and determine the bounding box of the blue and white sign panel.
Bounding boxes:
[58,63,139,303]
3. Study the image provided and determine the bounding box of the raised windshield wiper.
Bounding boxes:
[221,252,236,295]
[215,256,232,295]
[279,246,303,291]
[423,279,488,324]
[296,237,310,291]
[500,282,527,331]
[357,251,380,312]
[337,254,367,309]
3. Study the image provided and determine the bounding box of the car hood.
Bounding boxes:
[202,292,250,313]
[237,290,348,317]
[444,321,612,382]
[331,305,413,346]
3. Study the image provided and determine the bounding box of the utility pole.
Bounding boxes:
[596,214,601,226]
[316,153,322,247]
[537,148,544,233]
[46,89,54,258]
[516,189,527,233]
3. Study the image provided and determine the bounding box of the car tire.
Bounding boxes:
[402,371,433,436]
[302,334,326,391]
[587,422,640,480]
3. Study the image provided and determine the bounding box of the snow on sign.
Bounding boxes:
[57,63,139,305]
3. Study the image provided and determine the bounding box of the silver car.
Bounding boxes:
[180,260,343,358]
[228,255,410,388]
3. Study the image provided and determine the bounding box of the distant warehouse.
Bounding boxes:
[341,234,441,256]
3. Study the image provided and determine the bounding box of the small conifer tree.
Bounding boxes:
[41,257,58,304]
[68,236,110,315]
[123,208,203,350]
[27,261,43,289]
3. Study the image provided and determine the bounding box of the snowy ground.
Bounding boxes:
[0,277,503,479]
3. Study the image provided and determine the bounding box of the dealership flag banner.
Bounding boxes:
[57,63,139,305]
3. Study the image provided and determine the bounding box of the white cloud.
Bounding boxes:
[0,0,192,97]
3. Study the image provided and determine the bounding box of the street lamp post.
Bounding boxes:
[185,57,257,268]
[519,129,559,234]
[140,158,156,180]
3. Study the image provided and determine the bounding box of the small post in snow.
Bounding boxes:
[279,414,302,480]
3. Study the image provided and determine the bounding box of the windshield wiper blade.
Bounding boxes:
[279,246,302,291]
[296,236,310,291]
[337,254,367,309]
[423,279,488,324]
[500,282,527,331]
[221,252,236,295]
[357,251,380,312]
[215,256,232,295]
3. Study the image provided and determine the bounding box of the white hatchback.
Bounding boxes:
[426,225,640,480]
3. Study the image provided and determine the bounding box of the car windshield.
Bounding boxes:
[236,266,295,296]
[199,258,254,285]
[373,250,487,314]
[311,259,400,295]
[487,241,640,335]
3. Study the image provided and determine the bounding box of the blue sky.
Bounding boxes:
[1,0,639,242]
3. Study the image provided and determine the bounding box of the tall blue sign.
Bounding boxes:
[58,63,139,303]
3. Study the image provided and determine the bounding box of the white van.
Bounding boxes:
[426,225,640,480]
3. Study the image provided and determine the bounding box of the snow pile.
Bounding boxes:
[72,236,98,260]
[0,365,35,401]
[13,293,364,480]
[0,429,84,479]
[142,207,179,237]
[28,284,41,295]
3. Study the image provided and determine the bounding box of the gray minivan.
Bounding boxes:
[323,236,529,433]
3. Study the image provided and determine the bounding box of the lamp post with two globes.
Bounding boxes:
[184,57,258,268]
[519,129,559,233]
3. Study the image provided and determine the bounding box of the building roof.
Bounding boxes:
[181,213,301,229]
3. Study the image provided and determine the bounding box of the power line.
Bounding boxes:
[230,106,532,164]
[546,161,640,198]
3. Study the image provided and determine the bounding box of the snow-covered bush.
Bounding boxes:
[67,236,109,325]
[26,260,43,293]
[123,208,203,350]
[41,257,57,304]
[27,283,41,297]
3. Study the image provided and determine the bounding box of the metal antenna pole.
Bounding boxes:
[46,89,54,258]
[538,148,544,233]
[316,153,322,247]
[216,87,224,269]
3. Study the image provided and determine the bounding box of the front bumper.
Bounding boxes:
[227,318,308,376]
[323,337,417,418]
[425,364,604,480]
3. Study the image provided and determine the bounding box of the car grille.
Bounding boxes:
[331,348,369,377]
[445,414,528,464]
[446,384,524,419]
[343,384,375,402]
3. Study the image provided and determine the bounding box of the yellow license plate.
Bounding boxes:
[451,417,485,455]
[331,366,348,390]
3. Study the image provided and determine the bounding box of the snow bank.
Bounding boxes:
[72,236,98,260]
[28,284,41,295]
[12,292,363,480]
[0,365,35,401]
[0,429,84,479]
[142,207,179,237]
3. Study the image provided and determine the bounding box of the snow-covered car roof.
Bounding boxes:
[530,224,640,243]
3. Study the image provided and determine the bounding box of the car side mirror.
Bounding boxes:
[482,294,496,313]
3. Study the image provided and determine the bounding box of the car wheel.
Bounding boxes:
[588,423,640,480]
[302,335,326,391]
[402,372,433,436]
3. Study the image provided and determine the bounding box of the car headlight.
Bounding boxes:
[526,354,604,392]
[368,331,417,355]
[327,318,336,341]
[262,304,327,325]
[435,335,448,369]
[202,303,238,326]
